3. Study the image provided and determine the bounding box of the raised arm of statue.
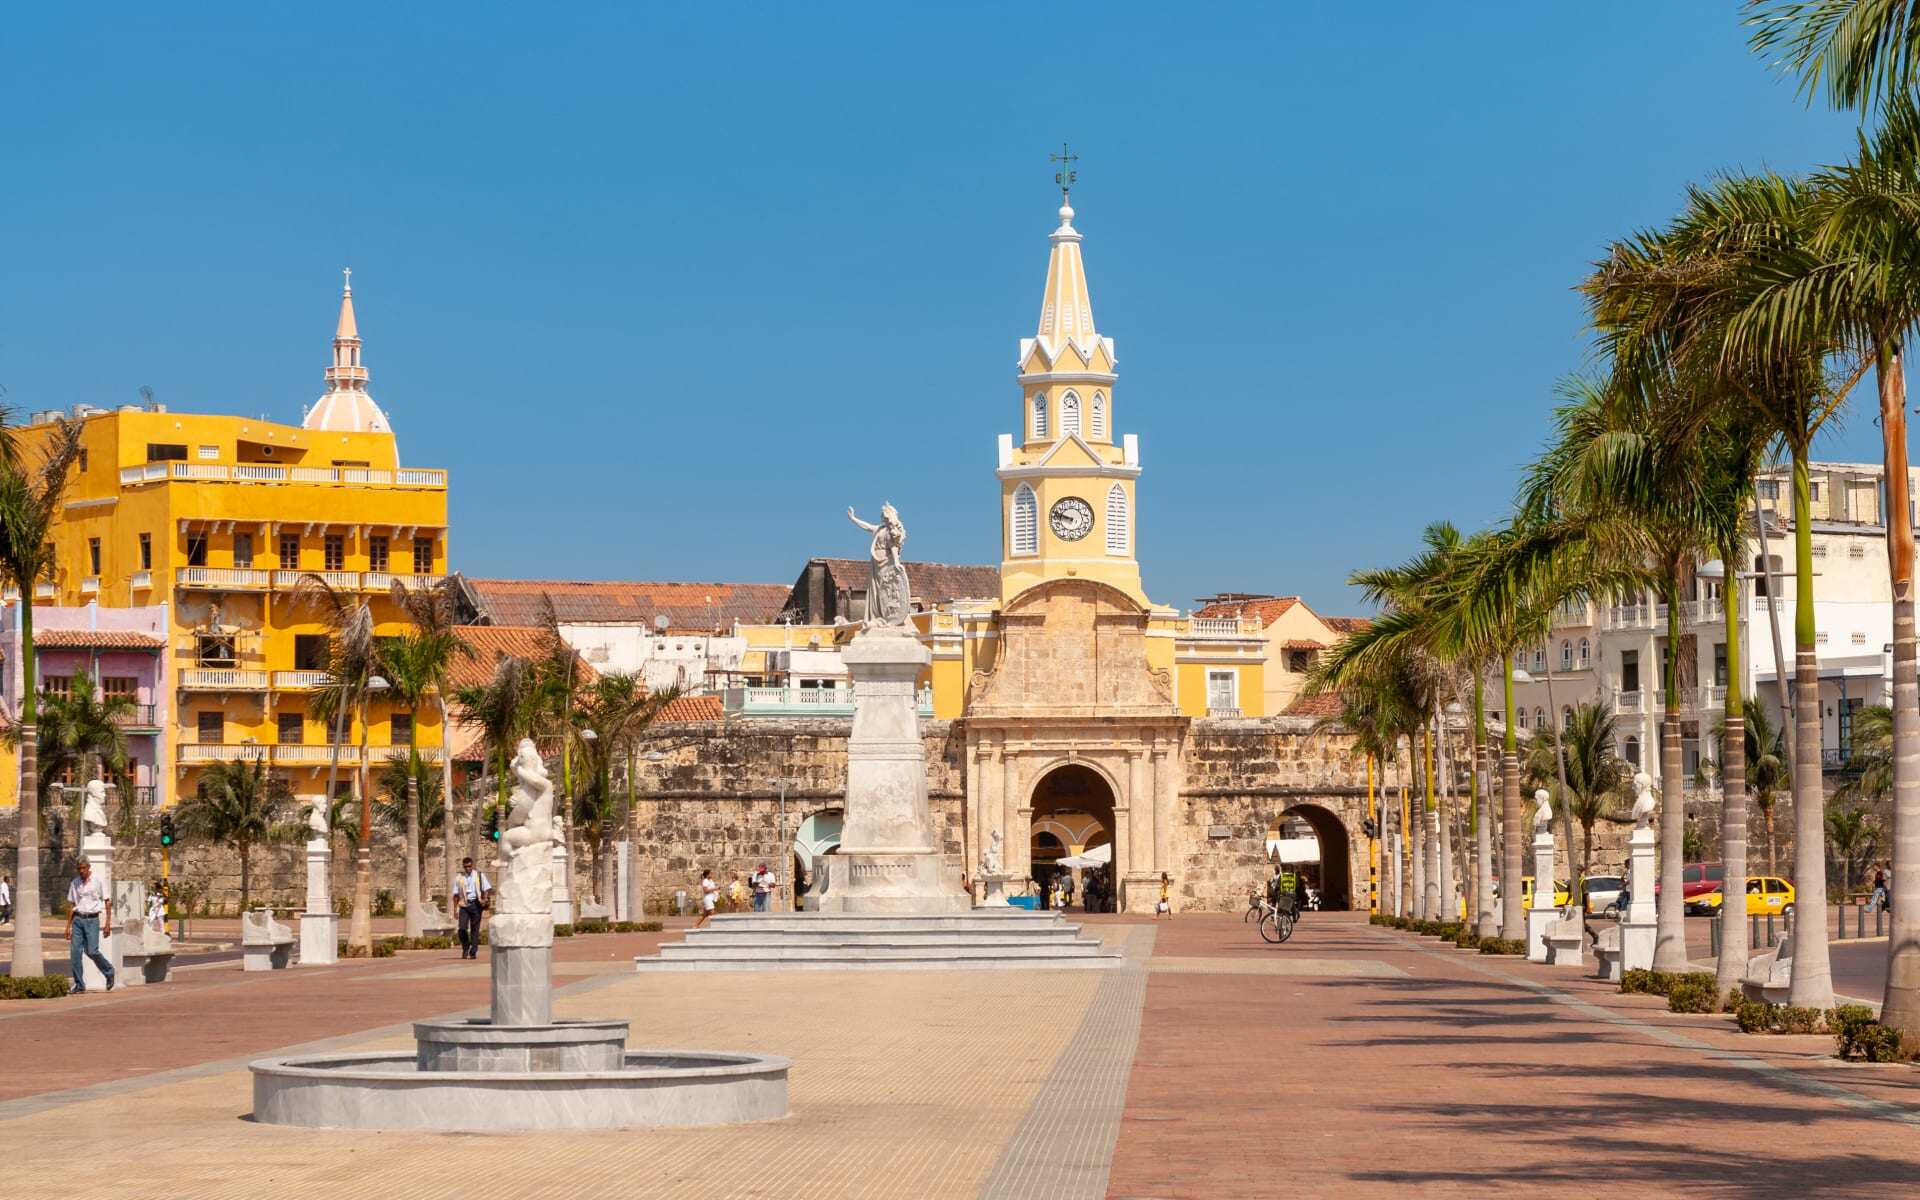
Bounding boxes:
[847,507,880,534]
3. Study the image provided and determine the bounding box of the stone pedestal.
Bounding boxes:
[815,630,968,914]
[977,873,1016,908]
[490,944,553,1026]
[77,832,121,991]
[550,840,573,925]
[1525,831,1556,964]
[300,837,338,966]
[615,841,631,922]
[1621,826,1656,972]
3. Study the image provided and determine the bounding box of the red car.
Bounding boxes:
[1654,861,1725,900]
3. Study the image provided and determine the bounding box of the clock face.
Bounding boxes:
[1049,496,1095,541]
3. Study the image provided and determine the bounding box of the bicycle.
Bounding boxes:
[1258,903,1296,944]
[1244,890,1273,923]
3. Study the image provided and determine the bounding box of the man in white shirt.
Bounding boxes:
[65,858,115,992]
[750,863,777,913]
[452,857,491,959]
[0,873,13,924]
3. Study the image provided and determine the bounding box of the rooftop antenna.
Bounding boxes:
[138,384,155,409]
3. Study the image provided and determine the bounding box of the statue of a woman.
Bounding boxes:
[847,503,912,627]
[494,738,556,917]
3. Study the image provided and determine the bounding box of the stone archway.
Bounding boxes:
[1278,803,1353,910]
[1030,763,1118,907]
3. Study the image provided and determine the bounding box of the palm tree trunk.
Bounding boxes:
[349,702,373,953]
[1654,568,1691,972]
[1474,676,1496,937]
[403,718,423,939]
[1411,731,1429,919]
[439,696,456,919]
[1789,448,1835,1008]
[1875,339,1920,1036]
[12,594,45,976]
[1501,664,1524,939]
[239,837,251,911]
[1717,564,1751,1000]
[1398,740,1412,918]
[1755,489,1796,780]
[1434,712,1457,921]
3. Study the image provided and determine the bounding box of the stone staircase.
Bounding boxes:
[633,910,1123,971]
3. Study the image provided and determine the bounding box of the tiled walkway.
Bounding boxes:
[5,913,1920,1198]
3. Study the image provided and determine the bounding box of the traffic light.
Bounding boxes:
[1361,817,1378,839]
[487,808,501,842]
[160,813,176,847]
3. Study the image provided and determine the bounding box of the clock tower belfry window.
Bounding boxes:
[1032,395,1048,440]
[1011,484,1038,556]
[1061,392,1081,436]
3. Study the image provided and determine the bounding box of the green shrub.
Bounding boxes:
[1852,1023,1910,1063]
[1735,1000,1776,1033]
[1667,979,1716,1013]
[1829,1005,1911,1062]
[1827,1004,1876,1045]
[0,974,73,1000]
[410,936,453,951]
[636,920,663,932]
[341,942,366,958]
[372,941,396,958]
[1478,937,1526,955]
[1776,1006,1823,1035]
[574,919,610,934]
[1453,931,1482,949]
[373,889,398,917]
[553,924,574,938]
[1620,969,1660,995]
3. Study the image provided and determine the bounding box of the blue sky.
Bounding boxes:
[0,3,1872,615]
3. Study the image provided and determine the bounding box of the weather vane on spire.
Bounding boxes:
[1050,142,1078,200]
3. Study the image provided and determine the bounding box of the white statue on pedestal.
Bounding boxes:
[982,829,1004,876]
[495,739,556,919]
[82,778,110,838]
[1532,788,1552,827]
[847,504,911,628]
[1631,771,1656,830]
[306,800,329,842]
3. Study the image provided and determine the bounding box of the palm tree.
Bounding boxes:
[1827,803,1884,902]
[1748,0,1920,113]
[33,685,136,795]
[0,414,83,976]
[375,753,444,884]
[297,575,380,953]
[176,759,298,911]
[1526,702,1629,878]
[455,653,540,854]
[386,578,470,928]
[1841,702,1895,804]
[1724,696,1792,874]
[569,673,681,908]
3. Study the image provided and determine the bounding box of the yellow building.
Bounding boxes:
[1191,595,1370,716]
[7,273,449,809]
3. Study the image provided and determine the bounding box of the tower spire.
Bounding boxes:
[305,268,392,433]
[1036,148,1095,354]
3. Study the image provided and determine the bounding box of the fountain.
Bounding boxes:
[251,739,788,1131]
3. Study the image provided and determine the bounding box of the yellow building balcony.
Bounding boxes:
[80,575,100,595]
[33,582,55,600]
[367,745,444,763]
[131,570,153,590]
[275,569,358,591]
[272,744,360,766]
[272,670,334,690]
[180,667,269,690]
[363,571,447,592]
[176,566,271,590]
[1187,616,1262,638]
[179,743,268,764]
[119,462,447,489]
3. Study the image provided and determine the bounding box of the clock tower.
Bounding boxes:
[997,186,1145,607]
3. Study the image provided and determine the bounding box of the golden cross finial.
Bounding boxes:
[1050,142,1078,199]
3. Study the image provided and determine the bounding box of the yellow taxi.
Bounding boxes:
[1520,877,1571,907]
[1689,876,1795,916]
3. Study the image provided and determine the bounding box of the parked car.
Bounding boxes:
[1581,875,1626,915]
[1688,875,1795,917]
[1519,877,1571,907]
[1656,861,1725,901]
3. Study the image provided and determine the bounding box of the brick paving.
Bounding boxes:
[4,911,1920,1198]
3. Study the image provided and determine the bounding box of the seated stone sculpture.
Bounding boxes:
[243,907,295,971]
[413,898,455,937]
[1742,912,1796,1003]
[1590,923,1624,981]
[1545,907,1584,966]
[113,881,175,984]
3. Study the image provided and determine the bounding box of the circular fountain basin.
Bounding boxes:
[413,1018,631,1073]
[250,1049,790,1131]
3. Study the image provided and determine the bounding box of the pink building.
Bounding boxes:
[2,601,169,806]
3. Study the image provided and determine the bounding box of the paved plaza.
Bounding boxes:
[4,913,1919,1198]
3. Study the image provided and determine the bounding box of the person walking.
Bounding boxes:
[65,857,115,992]
[452,857,491,959]
[1155,872,1173,920]
[146,881,167,932]
[750,862,777,913]
[693,869,719,928]
[0,873,12,924]
[727,874,748,912]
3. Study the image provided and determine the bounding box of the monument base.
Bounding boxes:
[813,852,970,914]
[977,873,1016,908]
[1525,907,1556,963]
[300,912,339,966]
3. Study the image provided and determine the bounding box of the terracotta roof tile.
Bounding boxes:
[1282,691,1344,719]
[463,578,791,631]
[808,559,1000,608]
[658,694,723,722]
[1281,639,1325,651]
[1323,616,1372,634]
[447,625,597,692]
[1193,595,1301,627]
[31,629,165,650]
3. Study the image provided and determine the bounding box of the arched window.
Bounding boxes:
[1534,707,1547,731]
[1561,705,1573,730]
[1624,735,1641,768]
[1559,640,1573,671]
[1032,394,1048,440]
[1061,392,1081,436]
[1105,484,1128,554]
[1010,484,1037,555]
[1516,708,1529,730]
[1578,637,1591,668]
[1091,392,1107,440]
[1532,648,1545,673]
